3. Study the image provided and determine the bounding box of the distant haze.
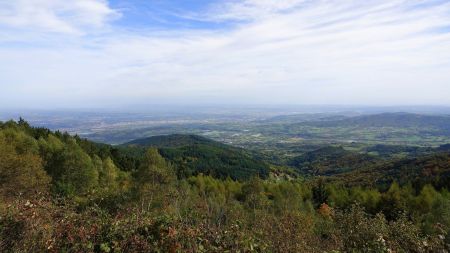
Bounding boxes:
[1,0,450,108]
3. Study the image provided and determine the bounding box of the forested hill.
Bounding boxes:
[288,144,450,189]
[304,112,450,131]
[2,119,450,252]
[336,150,450,189]
[0,119,139,197]
[123,134,270,180]
[0,119,269,188]
[124,134,225,148]
[289,146,379,176]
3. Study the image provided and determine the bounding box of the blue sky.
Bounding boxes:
[1,0,450,108]
[109,0,223,29]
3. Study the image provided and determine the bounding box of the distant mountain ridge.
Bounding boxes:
[304,112,450,131]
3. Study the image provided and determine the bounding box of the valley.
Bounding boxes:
[2,108,450,252]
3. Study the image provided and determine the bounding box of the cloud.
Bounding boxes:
[0,0,119,34]
[0,0,450,107]
[198,0,307,21]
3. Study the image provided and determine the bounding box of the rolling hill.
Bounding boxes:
[333,150,450,189]
[125,134,225,148]
[123,134,270,180]
[289,146,379,176]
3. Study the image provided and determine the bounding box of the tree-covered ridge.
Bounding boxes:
[123,134,270,180]
[336,151,450,189]
[124,134,222,148]
[0,119,135,197]
[286,144,450,190]
[1,119,450,252]
[289,146,379,176]
[364,144,432,157]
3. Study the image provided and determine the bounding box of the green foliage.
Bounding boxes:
[289,146,378,176]
[125,134,217,148]
[99,157,121,191]
[312,178,329,207]
[135,148,176,211]
[1,119,450,252]
[240,177,269,210]
[0,119,133,199]
[136,148,176,186]
[55,139,99,195]
[124,134,271,180]
[269,180,308,213]
[0,128,50,199]
[338,151,450,189]
[336,204,447,252]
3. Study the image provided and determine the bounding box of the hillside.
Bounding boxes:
[123,134,270,180]
[125,134,225,148]
[364,144,431,157]
[334,151,450,188]
[2,119,450,252]
[289,146,379,176]
[288,144,450,189]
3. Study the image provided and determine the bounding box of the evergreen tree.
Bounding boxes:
[312,178,328,207]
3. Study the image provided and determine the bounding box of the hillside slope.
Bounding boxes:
[334,151,450,188]
[289,146,379,176]
[123,134,270,180]
[125,134,225,148]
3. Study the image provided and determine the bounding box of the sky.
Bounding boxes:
[1,0,450,108]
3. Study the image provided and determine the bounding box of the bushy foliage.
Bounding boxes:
[0,128,50,199]
[1,120,449,252]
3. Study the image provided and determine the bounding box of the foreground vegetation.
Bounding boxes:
[1,119,450,252]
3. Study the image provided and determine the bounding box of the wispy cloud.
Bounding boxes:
[0,0,450,107]
[0,0,119,34]
[187,0,308,22]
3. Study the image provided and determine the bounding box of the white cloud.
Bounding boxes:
[0,0,119,34]
[202,0,307,21]
[1,0,450,107]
